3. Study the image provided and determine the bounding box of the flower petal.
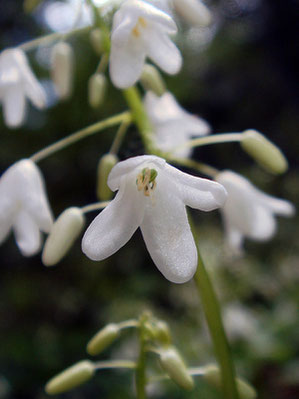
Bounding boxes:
[247,205,276,241]
[145,29,182,75]
[255,191,295,217]
[165,164,227,211]
[1,84,26,128]
[140,171,197,283]
[82,175,145,261]
[13,211,41,256]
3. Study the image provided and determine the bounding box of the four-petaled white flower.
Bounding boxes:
[0,48,46,128]
[109,0,182,89]
[144,91,210,157]
[216,170,295,254]
[0,159,53,256]
[82,155,227,283]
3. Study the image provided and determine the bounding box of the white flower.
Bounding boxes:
[82,155,227,283]
[0,48,46,128]
[109,0,182,88]
[216,170,295,253]
[144,91,210,157]
[0,159,53,256]
[172,0,212,27]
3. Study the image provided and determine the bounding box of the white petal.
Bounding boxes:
[13,211,41,256]
[255,191,295,217]
[173,0,212,27]
[165,164,227,210]
[247,205,276,241]
[145,29,182,75]
[1,84,26,128]
[144,91,184,124]
[109,35,146,88]
[108,155,166,191]
[224,223,244,255]
[82,175,145,261]
[140,171,197,283]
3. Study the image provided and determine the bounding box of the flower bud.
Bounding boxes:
[51,42,74,100]
[87,323,120,356]
[241,129,288,174]
[203,365,257,399]
[90,28,104,55]
[88,73,107,109]
[159,348,194,391]
[154,321,171,346]
[173,0,212,27]
[140,64,166,96]
[42,207,85,266]
[45,360,95,395]
[96,154,118,200]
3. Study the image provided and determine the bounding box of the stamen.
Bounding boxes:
[131,17,147,38]
[136,167,158,197]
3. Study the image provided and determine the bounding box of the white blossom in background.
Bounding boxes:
[0,48,46,128]
[0,159,53,256]
[144,91,210,157]
[51,42,74,100]
[216,170,295,254]
[109,0,182,88]
[82,155,227,283]
[172,0,212,27]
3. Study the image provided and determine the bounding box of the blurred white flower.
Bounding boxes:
[109,0,182,88]
[216,170,295,254]
[82,155,227,283]
[0,48,46,128]
[0,159,53,256]
[172,0,212,27]
[144,91,210,157]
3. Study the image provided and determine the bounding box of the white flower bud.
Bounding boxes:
[203,365,257,399]
[88,73,107,109]
[96,153,119,200]
[87,323,120,356]
[51,42,74,100]
[241,129,288,174]
[159,348,194,390]
[42,207,85,266]
[45,360,95,395]
[140,64,166,96]
[153,320,171,346]
[173,0,212,27]
[90,29,104,55]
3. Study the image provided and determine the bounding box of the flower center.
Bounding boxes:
[136,167,158,197]
[131,17,147,38]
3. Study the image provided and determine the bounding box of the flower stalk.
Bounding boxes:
[136,313,149,399]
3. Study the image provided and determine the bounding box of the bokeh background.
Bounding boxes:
[0,0,298,398]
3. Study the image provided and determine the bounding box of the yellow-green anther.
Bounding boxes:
[45,360,95,395]
[90,28,104,55]
[149,169,158,183]
[241,129,288,174]
[88,73,107,109]
[97,153,118,200]
[203,365,257,399]
[87,323,120,356]
[159,348,194,391]
[140,64,166,96]
[42,207,85,266]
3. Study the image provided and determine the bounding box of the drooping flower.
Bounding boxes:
[0,159,53,256]
[216,170,295,253]
[82,155,227,283]
[0,48,46,128]
[109,0,182,88]
[144,91,210,157]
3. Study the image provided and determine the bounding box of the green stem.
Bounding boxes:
[30,111,131,163]
[174,133,243,152]
[167,156,219,178]
[191,223,239,399]
[122,87,156,153]
[81,201,110,214]
[109,118,131,155]
[135,314,148,399]
[94,360,137,370]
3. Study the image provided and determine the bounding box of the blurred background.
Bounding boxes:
[0,0,298,398]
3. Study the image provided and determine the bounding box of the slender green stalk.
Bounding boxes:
[190,217,239,399]
[81,201,110,214]
[174,133,243,152]
[30,111,131,163]
[168,156,219,178]
[122,87,156,153]
[94,360,137,370]
[109,118,131,155]
[135,314,149,399]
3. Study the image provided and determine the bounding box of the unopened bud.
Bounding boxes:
[140,64,166,96]
[97,154,118,200]
[88,73,107,109]
[90,29,104,55]
[51,42,74,100]
[241,129,288,174]
[173,0,212,27]
[42,207,85,266]
[45,360,95,395]
[159,348,194,391]
[203,365,257,399]
[154,321,171,346]
[87,323,120,356]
